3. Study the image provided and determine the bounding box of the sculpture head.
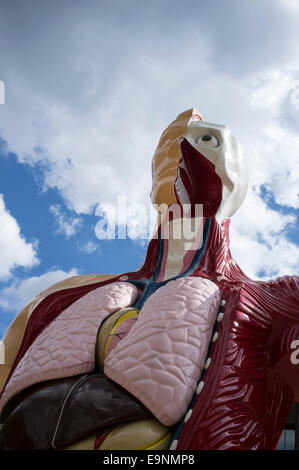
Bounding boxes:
[151,108,249,222]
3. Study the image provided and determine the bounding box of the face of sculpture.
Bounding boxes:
[151,108,249,222]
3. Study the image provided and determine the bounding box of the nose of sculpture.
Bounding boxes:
[150,108,249,222]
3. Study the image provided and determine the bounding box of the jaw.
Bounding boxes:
[174,138,222,218]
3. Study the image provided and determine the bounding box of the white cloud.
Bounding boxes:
[76,240,101,254]
[0,268,79,313]
[50,204,82,238]
[259,125,299,208]
[230,187,299,279]
[250,71,298,113]
[0,194,39,280]
[242,71,299,210]
[0,1,299,281]
[277,0,299,11]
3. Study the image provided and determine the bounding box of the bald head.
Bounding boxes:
[151,109,248,221]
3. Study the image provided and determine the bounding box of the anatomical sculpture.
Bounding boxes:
[0,108,298,450]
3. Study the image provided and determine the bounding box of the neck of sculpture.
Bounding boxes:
[133,213,245,282]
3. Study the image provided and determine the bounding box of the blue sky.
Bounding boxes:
[0,0,299,338]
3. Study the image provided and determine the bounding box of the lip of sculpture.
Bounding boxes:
[175,137,223,218]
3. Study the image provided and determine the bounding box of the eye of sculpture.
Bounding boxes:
[196,134,219,148]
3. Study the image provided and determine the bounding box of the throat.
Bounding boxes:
[155,217,209,281]
[130,216,240,287]
[128,216,240,311]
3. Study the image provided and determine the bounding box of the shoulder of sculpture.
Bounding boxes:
[37,273,120,298]
[271,274,299,288]
[1,273,121,354]
[245,274,299,288]
[259,275,299,304]
[2,274,120,339]
[233,274,299,299]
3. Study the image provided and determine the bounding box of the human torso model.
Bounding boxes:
[0,109,298,450]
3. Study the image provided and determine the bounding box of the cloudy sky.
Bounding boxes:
[0,0,298,337]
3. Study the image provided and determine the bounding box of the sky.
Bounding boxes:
[0,0,299,338]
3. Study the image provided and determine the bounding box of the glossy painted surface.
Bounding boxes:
[173,270,299,450]
[0,372,151,449]
[94,419,171,450]
[0,109,298,450]
[0,273,117,391]
[151,108,248,222]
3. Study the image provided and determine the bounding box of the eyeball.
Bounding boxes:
[196,134,219,148]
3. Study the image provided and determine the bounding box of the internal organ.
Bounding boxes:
[175,278,299,450]
[0,281,139,413]
[104,277,221,426]
[0,276,221,428]
[103,309,139,360]
[2,272,298,449]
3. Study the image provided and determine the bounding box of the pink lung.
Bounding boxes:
[104,276,221,426]
[0,282,138,413]
[1,276,221,427]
